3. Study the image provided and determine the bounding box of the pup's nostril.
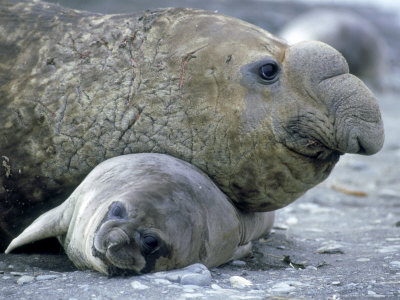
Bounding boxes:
[104,227,130,250]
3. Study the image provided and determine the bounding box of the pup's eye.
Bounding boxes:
[259,61,280,82]
[109,202,126,219]
[142,235,159,254]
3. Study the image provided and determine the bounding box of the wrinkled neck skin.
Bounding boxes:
[238,211,275,246]
[62,187,112,274]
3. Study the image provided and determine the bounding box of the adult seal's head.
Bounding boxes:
[137,9,384,211]
[5,154,274,275]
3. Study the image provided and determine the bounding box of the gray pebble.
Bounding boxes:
[356,258,370,262]
[17,275,35,285]
[378,245,400,254]
[379,189,400,199]
[130,280,149,290]
[270,281,307,293]
[36,275,59,281]
[270,282,296,293]
[152,278,171,285]
[10,271,27,276]
[316,243,345,254]
[229,276,253,288]
[180,272,211,286]
[390,261,400,269]
[211,284,222,290]
[147,263,211,286]
[231,260,247,267]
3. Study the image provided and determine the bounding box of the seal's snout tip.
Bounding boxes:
[339,122,384,156]
[356,131,384,155]
[94,225,131,255]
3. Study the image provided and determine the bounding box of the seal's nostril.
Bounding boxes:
[104,227,130,249]
[357,137,367,155]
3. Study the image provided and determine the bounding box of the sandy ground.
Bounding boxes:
[1,0,400,299]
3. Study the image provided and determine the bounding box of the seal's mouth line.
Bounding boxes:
[285,143,342,163]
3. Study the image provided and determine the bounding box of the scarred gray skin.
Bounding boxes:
[5,153,275,275]
[0,2,383,247]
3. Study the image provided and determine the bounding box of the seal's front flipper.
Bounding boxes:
[5,195,75,254]
[231,242,252,261]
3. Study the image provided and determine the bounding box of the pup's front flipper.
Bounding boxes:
[5,193,77,254]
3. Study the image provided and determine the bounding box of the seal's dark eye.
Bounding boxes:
[109,202,126,219]
[142,235,159,254]
[259,61,280,82]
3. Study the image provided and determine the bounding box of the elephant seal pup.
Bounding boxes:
[5,153,274,275]
[279,9,386,83]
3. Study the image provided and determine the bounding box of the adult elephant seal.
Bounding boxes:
[5,153,275,275]
[279,9,386,84]
[0,2,384,249]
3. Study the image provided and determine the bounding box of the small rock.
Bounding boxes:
[36,275,59,281]
[286,216,298,225]
[130,281,149,290]
[148,263,211,286]
[395,221,400,227]
[182,286,195,293]
[270,282,296,293]
[180,272,211,286]
[270,281,306,293]
[153,279,171,285]
[273,225,288,230]
[356,258,370,262]
[17,275,35,285]
[211,284,222,290]
[229,276,253,288]
[390,261,400,268]
[276,246,286,250]
[379,189,400,199]
[181,293,205,298]
[231,260,246,267]
[386,238,400,242]
[317,243,345,254]
[378,245,400,254]
[10,272,27,277]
